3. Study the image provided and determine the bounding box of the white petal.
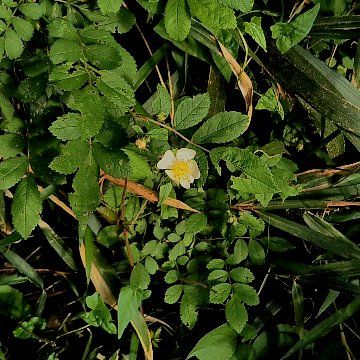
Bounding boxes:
[157,150,176,169]
[189,160,200,179]
[180,177,191,189]
[165,169,179,185]
[175,148,196,161]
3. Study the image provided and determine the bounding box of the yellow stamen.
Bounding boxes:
[172,161,191,179]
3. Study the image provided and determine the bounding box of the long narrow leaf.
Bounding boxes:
[257,211,360,259]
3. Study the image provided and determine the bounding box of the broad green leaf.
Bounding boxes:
[0,285,31,320]
[248,239,265,265]
[49,39,82,64]
[209,283,231,304]
[258,211,360,260]
[225,294,248,333]
[130,263,150,290]
[0,156,28,190]
[180,292,198,328]
[187,324,238,360]
[93,144,131,178]
[98,0,123,15]
[11,175,42,239]
[185,213,207,234]
[233,284,259,306]
[82,293,117,334]
[271,5,320,53]
[69,155,100,215]
[174,93,210,130]
[169,241,186,261]
[50,140,89,175]
[122,149,153,181]
[0,91,14,120]
[5,29,23,59]
[207,259,225,270]
[159,183,173,206]
[49,64,88,91]
[12,17,34,41]
[49,114,82,141]
[144,256,158,275]
[85,44,122,70]
[152,84,171,116]
[165,269,178,284]
[188,0,237,30]
[0,134,25,159]
[256,88,284,119]
[244,16,266,51]
[226,239,248,265]
[282,296,360,359]
[117,286,139,338]
[97,69,135,115]
[192,112,250,144]
[47,18,78,40]
[208,269,228,281]
[164,285,183,304]
[0,245,43,288]
[165,0,191,41]
[229,267,254,283]
[19,3,43,20]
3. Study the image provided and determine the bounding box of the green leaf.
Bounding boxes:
[185,213,207,234]
[93,144,131,178]
[12,17,34,41]
[233,284,259,306]
[0,91,14,120]
[165,269,178,284]
[209,283,231,304]
[82,293,117,334]
[130,263,150,290]
[192,112,250,144]
[47,18,78,40]
[165,0,191,42]
[117,286,139,338]
[144,256,158,275]
[50,140,89,175]
[187,324,238,360]
[97,69,135,115]
[0,246,43,288]
[49,39,82,64]
[19,3,43,20]
[206,259,225,270]
[5,29,23,59]
[49,64,88,91]
[258,211,360,260]
[11,175,42,239]
[0,134,25,159]
[0,156,28,190]
[226,239,248,265]
[208,269,228,281]
[13,316,46,339]
[188,0,237,30]
[49,114,82,141]
[38,220,77,271]
[0,285,31,320]
[98,0,123,15]
[174,93,210,130]
[256,88,284,119]
[282,296,360,359]
[164,284,183,304]
[180,292,198,328]
[85,44,122,70]
[159,183,173,206]
[152,84,171,116]
[229,267,254,283]
[244,16,266,51]
[169,241,186,261]
[225,294,248,333]
[271,4,320,53]
[122,149,153,181]
[69,155,100,215]
[248,239,265,265]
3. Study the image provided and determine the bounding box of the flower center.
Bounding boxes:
[172,160,191,179]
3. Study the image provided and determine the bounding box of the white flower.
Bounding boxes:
[157,148,201,189]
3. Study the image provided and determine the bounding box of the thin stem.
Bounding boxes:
[131,111,210,153]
